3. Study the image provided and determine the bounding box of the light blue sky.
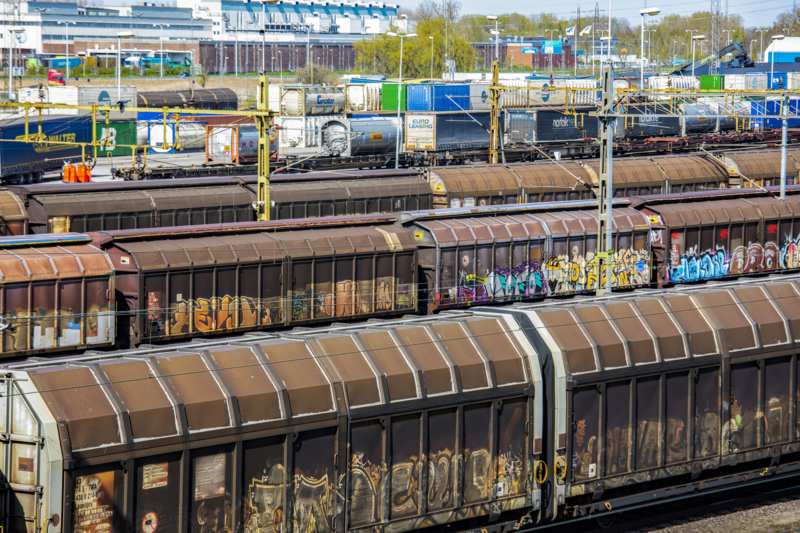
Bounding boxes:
[410,0,794,29]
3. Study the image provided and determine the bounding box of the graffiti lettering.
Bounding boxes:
[167,295,265,335]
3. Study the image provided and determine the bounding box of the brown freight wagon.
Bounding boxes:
[9,276,800,533]
[0,233,114,358]
[94,215,418,346]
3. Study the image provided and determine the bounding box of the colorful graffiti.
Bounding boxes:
[667,238,800,283]
[455,261,546,304]
[546,247,650,294]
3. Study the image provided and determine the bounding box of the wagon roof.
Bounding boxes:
[5,313,533,456]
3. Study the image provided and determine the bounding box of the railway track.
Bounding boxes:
[538,472,800,533]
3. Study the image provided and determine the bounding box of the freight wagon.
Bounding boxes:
[405,111,491,151]
[0,114,91,184]
[6,275,800,533]
[1,148,799,237]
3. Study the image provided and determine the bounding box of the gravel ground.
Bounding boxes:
[632,492,800,533]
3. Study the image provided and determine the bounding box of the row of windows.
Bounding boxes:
[71,397,527,533]
[572,357,795,484]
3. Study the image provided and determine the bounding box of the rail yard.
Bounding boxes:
[6,41,800,533]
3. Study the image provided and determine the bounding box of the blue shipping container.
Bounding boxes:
[406,84,470,112]
[0,114,89,180]
[763,98,800,128]
[769,72,788,90]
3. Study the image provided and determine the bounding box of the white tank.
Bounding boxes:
[281,87,346,116]
[345,84,382,112]
[147,122,207,153]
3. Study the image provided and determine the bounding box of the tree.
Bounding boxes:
[354,0,475,78]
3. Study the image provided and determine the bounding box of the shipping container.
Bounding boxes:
[727,73,769,91]
[206,124,279,164]
[700,75,724,91]
[405,111,491,151]
[280,87,346,116]
[559,79,600,105]
[647,76,700,91]
[0,114,91,183]
[505,108,599,143]
[147,121,208,153]
[469,82,492,110]
[95,120,138,158]
[760,97,800,128]
[406,84,470,111]
[30,86,138,120]
[769,72,788,90]
[788,72,800,90]
[618,103,682,138]
[345,83,382,112]
[381,83,407,111]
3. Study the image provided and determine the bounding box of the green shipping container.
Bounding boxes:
[94,120,138,158]
[382,83,407,111]
[700,75,724,91]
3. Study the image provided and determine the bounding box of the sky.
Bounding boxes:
[404,0,796,29]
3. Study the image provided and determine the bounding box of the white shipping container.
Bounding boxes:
[558,79,598,105]
[788,72,800,90]
[647,76,700,90]
[46,86,137,120]
[469,83,491,110]
[744,73,768,91]
[405,114,434,150]
[345,83,382,111]
[525,80,568,106]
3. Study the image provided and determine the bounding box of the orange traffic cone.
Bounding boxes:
[84,166,91,182]
[76,165,87,183]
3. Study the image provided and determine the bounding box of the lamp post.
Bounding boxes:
[639,8,660,87]
[153,24,169,79]
[58,21,76,78]
[116,31,134,101]
[771,34,785,85]
[757,29,766,61]
[7,27,23,101]
[691,34,705,78]
[278,51,282,83]
[685,29,697,64]
[600,35,610,66]
[429,35,434,79]
[259,30,266,72]
[751,39,757,58]
[546,28,556,74]
[257,0,279,72]
[386,31,416,169]
[672,40,677,65]
[487,16,499,60]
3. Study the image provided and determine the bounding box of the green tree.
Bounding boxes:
[354,1,475,78]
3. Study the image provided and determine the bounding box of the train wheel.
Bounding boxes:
[33,172,43,183]
[593,513,617,529]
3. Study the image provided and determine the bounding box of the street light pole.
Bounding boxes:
[58,21,75,78]
[154,24,169,79]
[7,27,22,101]
[757,29,766,61]
[487,16,499,60]
[116,31,134,101]
[278,51,282,83]
[546,28,556,74]
[429,35,434,79]
[640,8,660,88]
[387,31,416,169]
[691,34,705,78]
[771,34,785,86]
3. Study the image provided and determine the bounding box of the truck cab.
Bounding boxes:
[48,69,65,86]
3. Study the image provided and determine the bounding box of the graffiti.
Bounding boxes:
[669,245,731,282]
[242,465,285,533]
[2,304,112,352]
[547,247,649,294]
[347,445,526,532]
[650,229,664,246]
[455,260,546,304]
[669,238,797,283]
[168,295,262,335]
